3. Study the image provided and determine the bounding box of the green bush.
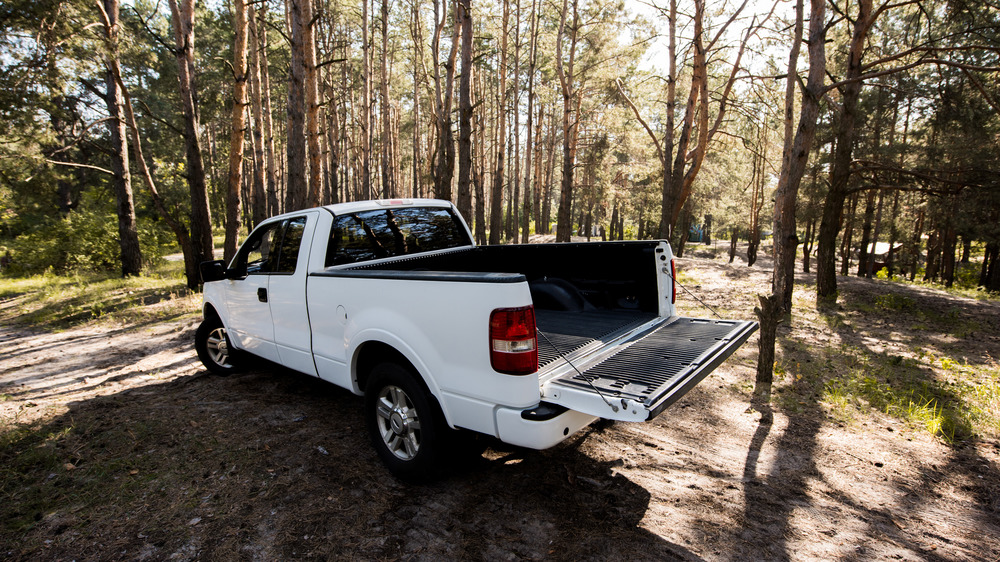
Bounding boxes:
[2,200,172,276]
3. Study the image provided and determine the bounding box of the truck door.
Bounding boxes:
[226,220,283,363]
[267,214,318,376]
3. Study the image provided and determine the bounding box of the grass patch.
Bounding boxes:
[0,260,199,330]
[874,293,914,311]
[818,350,1000,442]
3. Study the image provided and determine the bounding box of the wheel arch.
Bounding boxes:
[353,340,450,427]
[202,302,222,323]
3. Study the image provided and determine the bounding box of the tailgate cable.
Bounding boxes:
[668,268,723,320]
[536,328,623,413]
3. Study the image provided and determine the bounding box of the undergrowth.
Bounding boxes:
[779,340,1000,443]
[0,260,199,330]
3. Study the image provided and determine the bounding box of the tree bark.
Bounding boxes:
[97,0,142,277]
[304,0,322,207]
[107,33,198,288]
[816,0,873,300]
[256,4,280,216]
[856,189,876,277]
[431,0,459,201]
[489,0,511,244]
[379,0,394,199]
[168,0,214,264]
[554,0,579,243]
[456,0,474,224]
[754,294,781,402]
[286,0,308,210]
[224,0,249,263]
[520,0,538,243]
[248,5,268,228]
[772,0,825,313]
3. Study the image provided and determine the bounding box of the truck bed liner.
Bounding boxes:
[550,317,758,420]
[535,310,655,368]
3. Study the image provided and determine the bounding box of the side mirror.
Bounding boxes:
[199,260,229,283]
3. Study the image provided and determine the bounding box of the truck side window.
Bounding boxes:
[237,221,283,275]
[274,217,307,273]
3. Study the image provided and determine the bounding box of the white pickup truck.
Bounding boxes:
[197,199,756,478]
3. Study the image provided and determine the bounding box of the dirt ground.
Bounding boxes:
[2,250,999,561]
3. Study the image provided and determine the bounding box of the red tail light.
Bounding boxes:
[671,259,677,304]
[489,306,538,375]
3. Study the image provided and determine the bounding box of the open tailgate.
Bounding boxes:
[539,317,758,422]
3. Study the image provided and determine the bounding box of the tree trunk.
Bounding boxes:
[658,0,677,238]
[286,0,306,209]
[304,0,322,207]
[554,0,579,243]
[257,4,280,216]
[729,226,738,263]
[532,102,544,234]
[110,35,198,288]
[489,0,510,244]
[866,189,885,278]
[410,0,425,198]
[886,191,899,277]
[771,0,824,314]
[224,0,249,263]
[98,0,142,277]
[361,0,373,199]
[169,0,214,264]
[909,206,924,281]
[802,217,816,273]
[839,193,859,276]
[456,0,474,224]
[541,106,556,233]
[754,294,781,402]
[379,0,394,199]
[248,5,268,228]
[520,0,537,243]
[856,189,876,277]
[816,0,873,300]
[982,242,999,292]
[432,0,459,201]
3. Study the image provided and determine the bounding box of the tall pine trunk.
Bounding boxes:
[489,0,510,244]
[224,0,249,263]
[456,0,474,223]
[98,0,142,277]
[816,0,873,300]
[169,0,214,264]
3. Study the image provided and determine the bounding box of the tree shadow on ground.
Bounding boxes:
[0,367,701,561]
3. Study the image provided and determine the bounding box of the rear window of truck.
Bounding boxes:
[326,207,471,266]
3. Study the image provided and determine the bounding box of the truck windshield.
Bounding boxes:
[326,207,471,266]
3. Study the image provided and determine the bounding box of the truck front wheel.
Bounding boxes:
[365,362,443,480]
[195,318,242,375]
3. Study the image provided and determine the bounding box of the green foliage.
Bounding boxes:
[2,197,173,276]
[874,292,914,311]
[815,346,1000,442]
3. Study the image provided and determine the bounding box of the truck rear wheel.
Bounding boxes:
[365,362,443,481]
[195,318,242,375]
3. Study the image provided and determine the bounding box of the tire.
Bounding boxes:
[365,362,444,481]
[195,318,242,375]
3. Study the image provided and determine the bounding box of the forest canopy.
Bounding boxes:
[0,0,997,294]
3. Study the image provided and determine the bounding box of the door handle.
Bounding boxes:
[257,287,268,303]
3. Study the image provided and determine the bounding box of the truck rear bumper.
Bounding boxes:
[495,405,597,450]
